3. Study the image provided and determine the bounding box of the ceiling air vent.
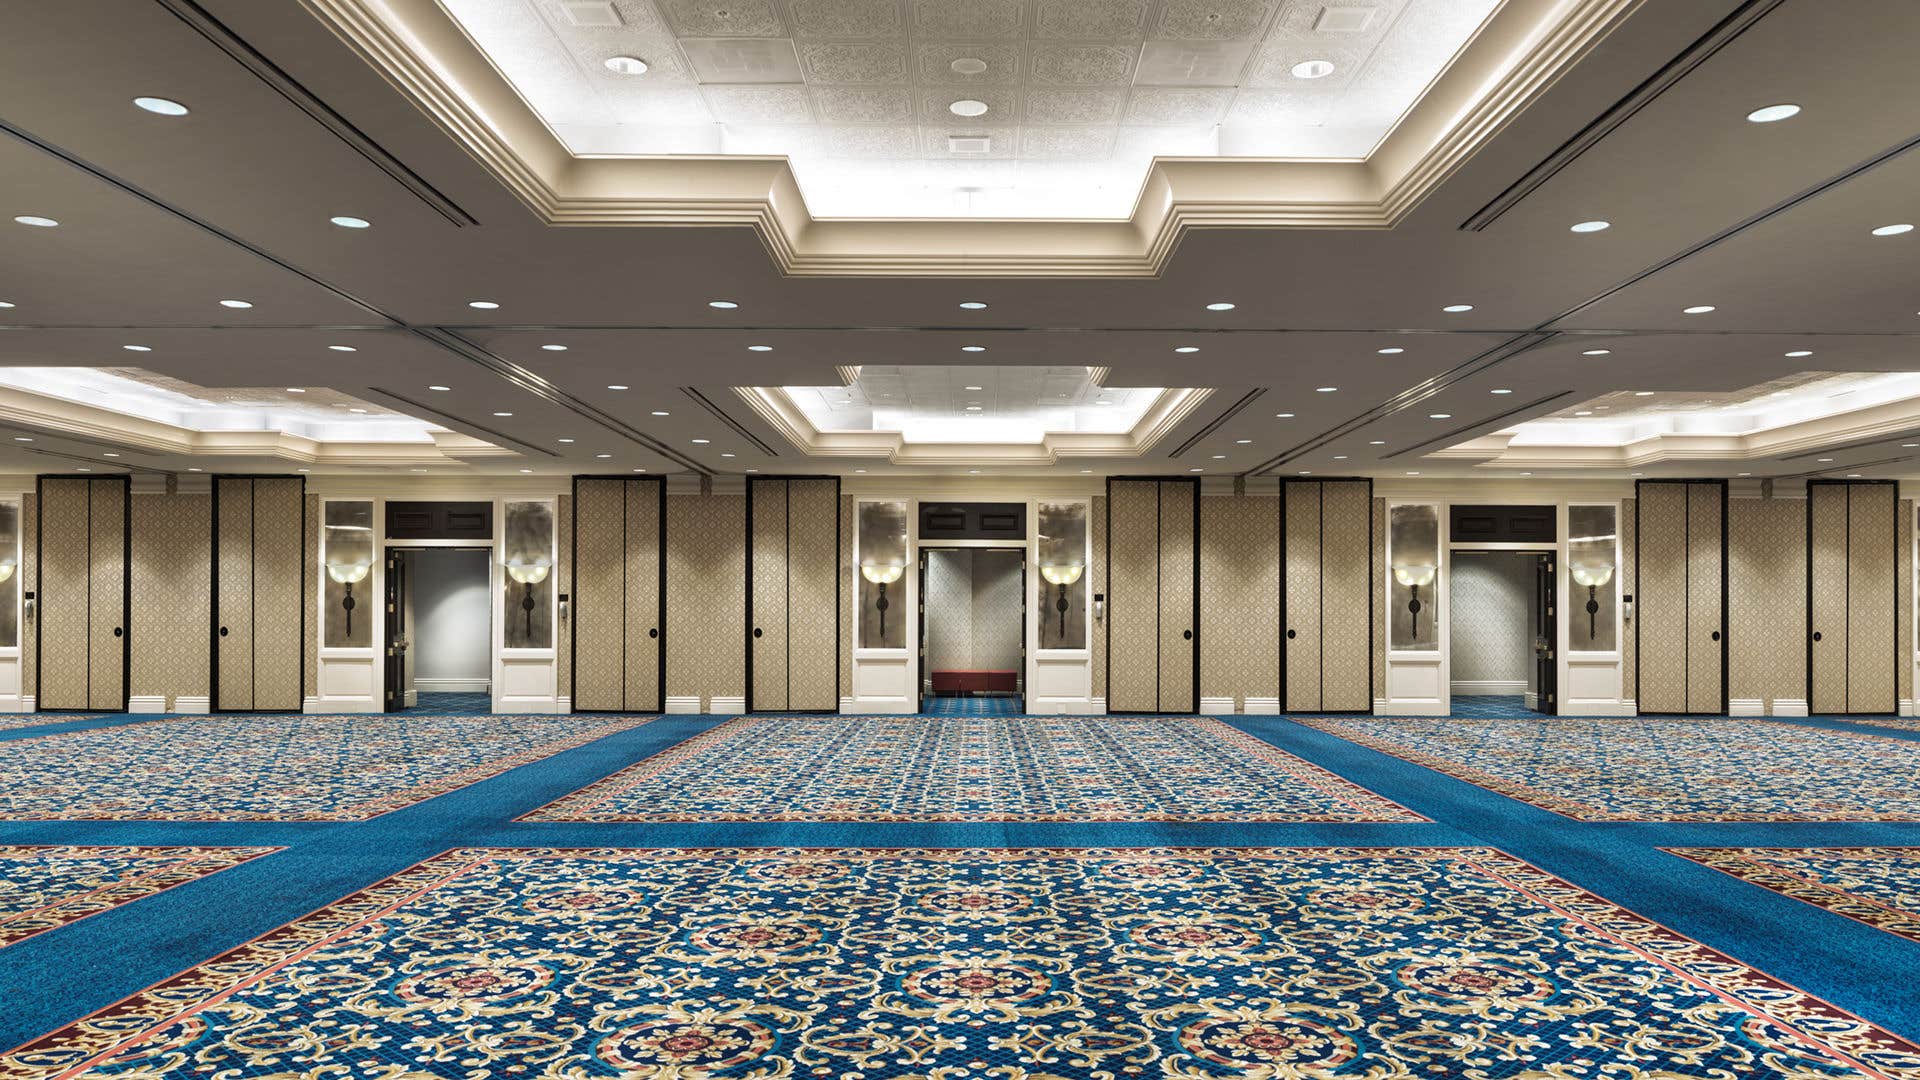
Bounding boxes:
[559,1,622,26]
[948,134,992,154]
[1315,5,1377,32]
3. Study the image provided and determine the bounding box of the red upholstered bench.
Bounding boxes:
[931,670,1019,694]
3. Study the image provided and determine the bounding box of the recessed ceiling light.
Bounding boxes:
[428,384,450,391]
[1634,391,1655,396]
[1848,473,1862,478]
[708,300,738,309]
[1095,400,1112,406]
[968,469,980,475]
[12,437,30,442]
[747,344,772,352]
[959,300,987,309]
[961,345,986,352]
[958,386,983,393]
[651,410,669,416]
[1784,349,1813,357]
[692,438,710,444]
[1235,439,1251,444]
[1442,304,1473,313]
[1175,346,1199,353]
[1818,457,1834,463]
[133,96,189,116]
[1290,59,1335,79]
[519,468,533,474]
[1746,103,1800,123]
[103,452,119,457]
[853,468,866,473]
[328,344,356,352]
[746,468,759,473]
[1429,413,1451,419]
[218,299,252,308]
[1377,347,1404,355]
[1490,388,1512,394]
[1405,471,1420,476]
[632,467,648,473]
[950,57,989,75]
[1206,302,1235,311]
[1211,454,1225,459]
[1298,470,1311,476]
[1582,348,1611,356]
[721,452,736,458]
[949,98,989,117]
[1079,468,1092,473]
[1188,467,1203,473]
[1333,455,1347,460]
[75,467,91,473]
[189,467,203,472]
[1369,439,1385,445]
[1682,305,1715,314]
[965,405,983,411]
[1738,472,1751,477]
[1871,223,1914,236]
[1569,220,1610,233]
[122,344,151,352]
[467,300,499,310]
[0,301,13,308]
[603,55,649,75]
[1575,410,1593,416]
[1276,412,1295,418]
[596,453,612,459]
[13,215,58,227]
[606,384,629,390]
[349,408,367,413]
[286,387,305,393]
[542,344,568,351]
[329,215,371,229]
[558,437,574,443]
[493,411,513,417]
[1904,444,1919,449]
[410,468,427,473]
[1316,387,1338,393]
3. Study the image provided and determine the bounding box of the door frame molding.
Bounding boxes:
[34,474,131,712]
[745,475,842,714]
[1632,478,1728,715]
[1102,476,1199,715]
[209,474,307,714]
[1804,477,1899,717]
[569,475,667,713]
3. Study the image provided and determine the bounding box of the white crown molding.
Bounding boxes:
[733,386,1212,464]
[300,0,1640,277]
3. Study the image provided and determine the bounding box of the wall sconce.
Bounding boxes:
[860,563,904,638]
[325,561,370,635]
[1393,563,1437,641]
[506,559,551,638]
[1040,563,1083,637]
[0,558,14,584]
[1571,564,1614,640]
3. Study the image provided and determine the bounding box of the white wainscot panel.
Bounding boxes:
[497,653,557,714]
[0,650,20,712]
[852,650,914,713]
[1384,655,1446,715]
[1565,654,1627,714]
[1031,651,1091,714]
[315,653,378,713]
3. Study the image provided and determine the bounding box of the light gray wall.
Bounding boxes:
[1449,551,1537,690]
[410,548,491,686]
[925,549,1023,673]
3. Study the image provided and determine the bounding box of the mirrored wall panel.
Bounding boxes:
[1037,500,1088,650]
[857,500,908,649]
[1389,503,1440,652]
[322,500,374,648]
[503,500,554,649]
[1568,504,1619,652]
[0,501,17,649]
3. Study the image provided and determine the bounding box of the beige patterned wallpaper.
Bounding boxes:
[1091,494,1106,702]
[1901,499,1913,705]
[1371,497,1385,701]
[1448,552,1536,686]
[557,492,573,700]
[1620,497,1635,699]
[131,492,211,707]
[838,494,852,697]
[302,494,318,701]
[19,494,32,699]
[924,549,1023,673]
[1199,495,1278,707]
[667,492,745,708]
[1320,480,1371,711]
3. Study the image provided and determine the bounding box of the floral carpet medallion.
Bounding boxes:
[0,714,651,821]
[0,846,275,948]
[6,847,1918,1080]
[1303,715,1920,821]
[523,715,1421,822]
[1670,847,1920,944]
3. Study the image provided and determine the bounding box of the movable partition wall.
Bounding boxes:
[1635,480,1727,714]
[748,477,840,712]
[571,477,666,713]
[1808,479,1897,715]
[1106,478,1197,714]
[36,476,129,711]
[1284,479,1374,712]
[212,477,306,712]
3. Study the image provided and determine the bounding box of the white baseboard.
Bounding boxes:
[839,696,855,714]
[708,695,746,715]
[664,695,702,714]
[306,696,381,714]
[18,695,31,713]
[173,694,210,714]
[1198,696,1235,716]
[1566,699,1636,716]
[127,695,168,714]
[556,696,571,714]
[1030,696,1094,714]
[1091,696,1106,715]
[0,695,24,713]
[1373,698,1388,714]
[1729,698,1766,717]
[1382,700,1449,716]
[416,677,490,692]
[853,696,916,714]
[1452,680,1527,695]
[1242,696,1281,716]
[1770,698,1809,717]
[1901,698,1914,717]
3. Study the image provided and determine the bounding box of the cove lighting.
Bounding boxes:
[1746,103,1800,123]
[330,216,371,229]
[133,96,189,116]
[1570,220,1610,233]
[13,215,58,227]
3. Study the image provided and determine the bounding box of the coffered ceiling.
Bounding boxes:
[0,0,1916,486]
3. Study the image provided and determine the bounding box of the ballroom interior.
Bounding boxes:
[3,1,1920,1077]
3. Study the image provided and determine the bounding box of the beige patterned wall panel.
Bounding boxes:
[1636,483,1688,713]
[37,480,90,709]
[1619,498,1635,698]
[1372,497,1385,703]
[1156,481,1195,712]
[557,492,573,701]
[1199,496,1278,708]
[303,494,318,699]
[20,494,33,698]
[1091,495,1106,702]
[839,495,853,698]
[749,480,789,710]
[131,492,211,706]
[1282,482,1321,711]
[1808,484,1848,711]
[214,480,254,710]
[1727,499,1804,710]
[87,480,127,711]
[573,479,625,711]
[1321,481,1372,711]
[1685,483,1724,714]
[624,481,663,710]
[787,478,840,710]
[1901,500,1913,706]
[1106,480,1158,712]
[251,479,305,710]
[1847,483,1896,713]
[667,493,745,710]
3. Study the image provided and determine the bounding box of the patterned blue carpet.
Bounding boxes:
[396,690,494,714]
[921,694,1024,715]
[2,709,1920,1077]
[1449,693,1546,718]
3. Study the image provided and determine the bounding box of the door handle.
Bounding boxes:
[112,627,123,638]
[753,627,763,639]
[1710,630,1721,642]
[648,628,659,639]
[219,626,229,637]
[1813,631,1822,642]
[1286,629,1297,640]
[1182,629,1192,640]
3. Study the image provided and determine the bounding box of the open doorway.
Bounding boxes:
[1448,550,1557,717]
[384,547,493,714]
[918,548,1025,715]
